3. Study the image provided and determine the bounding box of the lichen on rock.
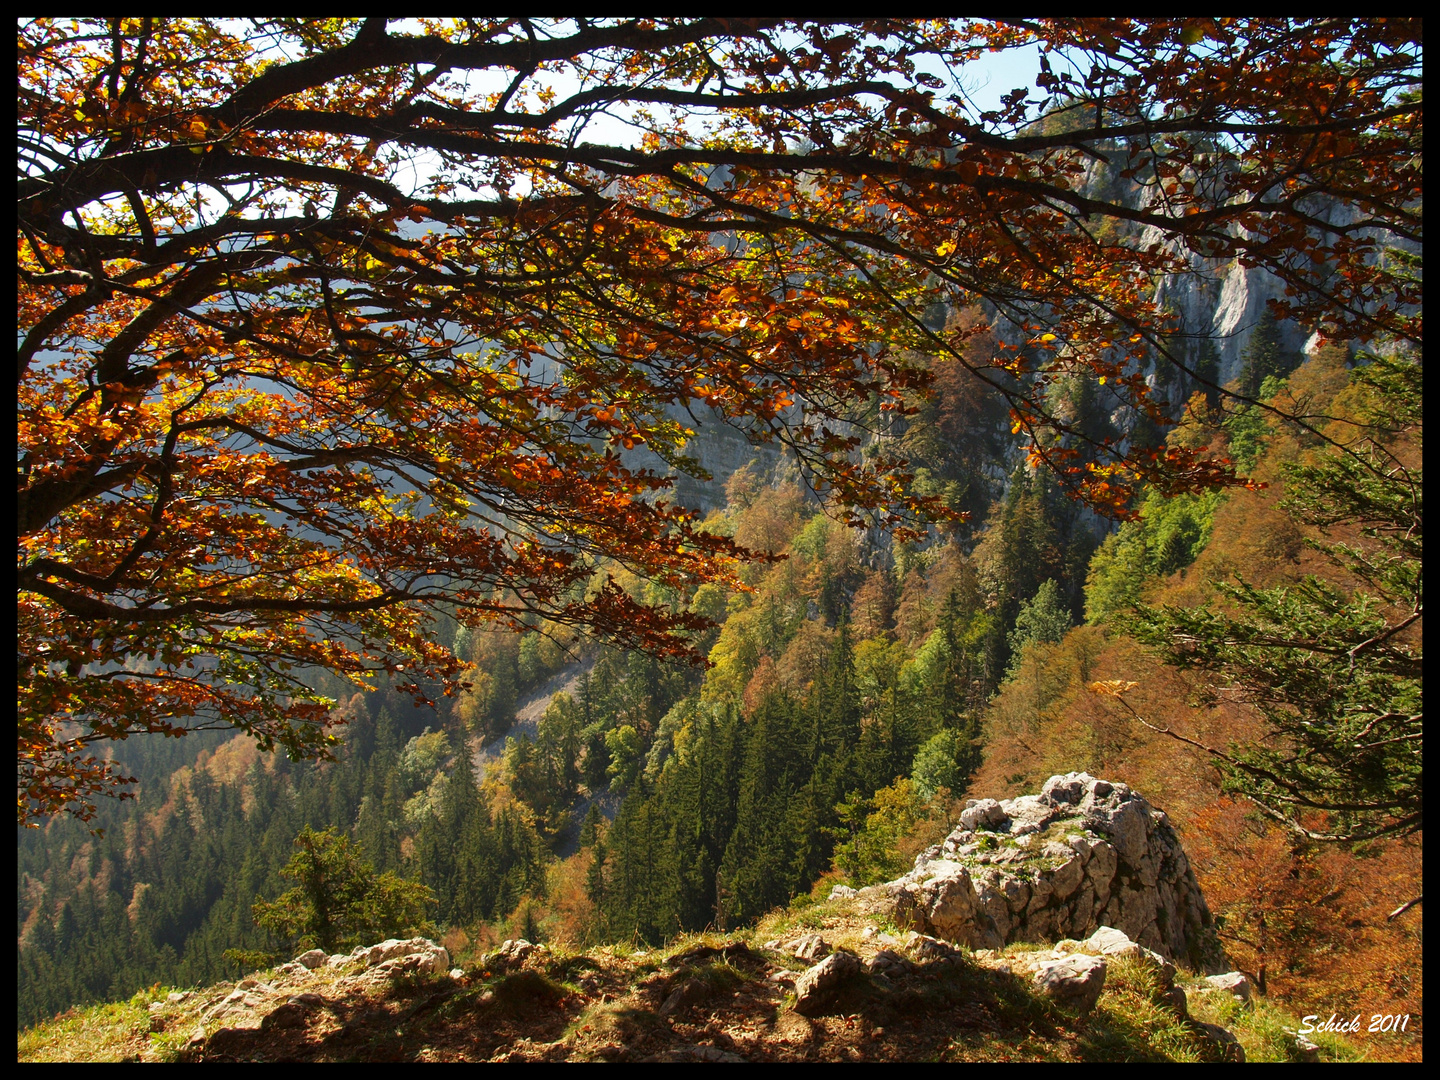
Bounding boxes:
[856,772,1224,969]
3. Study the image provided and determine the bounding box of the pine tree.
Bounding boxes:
[1131,354,1421,844]
[717,691,804,927]
[1236,310,1301,399]
[579,804,603,850]
[233,826,435,962]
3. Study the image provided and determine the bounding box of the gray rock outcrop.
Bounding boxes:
[792,950,861,1016]
[350,937,450,976]
[856,772,1222,969]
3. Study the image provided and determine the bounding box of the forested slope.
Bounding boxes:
[19,335,1421,1062]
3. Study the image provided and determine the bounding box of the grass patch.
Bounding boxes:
[487,969,570,1016]
[17,986,165,1063]
[1080,957,1209,1062]
[565,1001,664,1053]
[1186,987,1367,1063]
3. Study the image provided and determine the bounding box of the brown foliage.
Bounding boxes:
[977,624,1422,1051]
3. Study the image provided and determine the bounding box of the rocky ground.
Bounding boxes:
[19,900,1354,1064]
[17,775,1374,1063]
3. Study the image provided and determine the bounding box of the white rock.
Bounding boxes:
[1206,971,1253,1004]
[1001,794,1053,835]
[1040,773,1088,806]
[959,799,1006,832]
[1085,926,1133,953]
[1032,954,1108,1014]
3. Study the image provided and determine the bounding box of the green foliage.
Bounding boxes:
[604,725,645,793]
[1085,487,1224,623]
[1223,373,1289,471]
[1007,578,1072,676]
[398,728,451,792]
[830,778,923,887]
[416,753,546,926]
[243,826,434,958]
[1130,354,1422,842]
[911,728,971,803]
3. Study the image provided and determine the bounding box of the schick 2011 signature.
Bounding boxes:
[1299,1013,1412,1035]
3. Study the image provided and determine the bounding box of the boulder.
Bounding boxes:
[259,1002,310,1031]
[865,949,910,977]
[1205,971,1253,1005]
[792,951,861,1016]
[1165,984,1189,1019]
[495,938,542,967]
[790,934,830,962]
[1031,954,1108,1014]
[351,937,449,977]
[1001,794,1054,836]
[293,949,328,970]
[884,859,977,942]
[1197,1021,1246,1062]
[848,773,1222,969]
[904,932,960,965]
[355,937,435,966]
[659,978,709,1016]
[960,798,1006,831]
[1085,925,1131,953]
[827,884,857,900]
[1288,1029,1321,1062]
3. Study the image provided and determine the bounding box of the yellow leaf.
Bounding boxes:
[1088,680,1138,697]
[1040,333,1057,342]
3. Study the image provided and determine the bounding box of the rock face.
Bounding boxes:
[856,773,1222,970]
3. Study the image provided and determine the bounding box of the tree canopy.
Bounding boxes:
[232,825,435,961]
[18,18,1422,821]
[1123,354,1422,843]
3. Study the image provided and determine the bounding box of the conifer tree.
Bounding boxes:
[1129,354,1421,844]
[234,826,434,962]
[1006,579,1073,678]
[1236,311,1302,399]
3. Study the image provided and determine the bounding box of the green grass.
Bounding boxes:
[17,985,169,1063]
[1186,986,1367,1063]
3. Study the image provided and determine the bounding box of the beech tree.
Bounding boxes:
[18,18,1421,821]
